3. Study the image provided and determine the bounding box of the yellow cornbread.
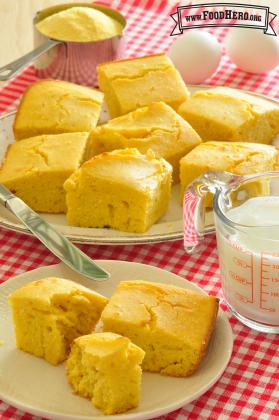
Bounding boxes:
[13,80,104,140]
[101,281,218,377]
[8,277,108,365]
[0,132,89,213]
[98,53,190,118]
[36,6,123,42]
[66,333,145,415]
[64,148,172,233]
[87,102,201,183]
[178,87,279,144]
[180,141,278,203]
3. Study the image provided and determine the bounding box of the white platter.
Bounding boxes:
[0,260,233,420]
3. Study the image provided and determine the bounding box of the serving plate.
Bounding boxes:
[0,86,278,244]
[0,260,233,420]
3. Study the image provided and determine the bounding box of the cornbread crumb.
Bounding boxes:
[8,277,108,365]
[64,148,172,233]
[101,281,218,377]
[66,332,145,415]
[98,53,190,118]
[14,80,104,140]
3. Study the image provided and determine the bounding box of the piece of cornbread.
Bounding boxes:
[178,87,279,144]
[36,6,123,42]
[64,148,172,233]
[13,80,104,140]
[87,102,201,183]
[98,53,190,118]
[66,333,145,415]
[101,281,218,377]
[8,277,108,365]
[0,132,89,213]
[180,141,278,203]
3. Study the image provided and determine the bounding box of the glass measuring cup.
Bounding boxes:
[184,171,279,333]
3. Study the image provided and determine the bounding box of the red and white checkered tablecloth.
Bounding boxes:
[0,1,278,419]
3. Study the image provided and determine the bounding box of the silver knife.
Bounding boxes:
[0,184,110,281]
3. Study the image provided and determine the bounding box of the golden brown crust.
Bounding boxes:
[97,52,167,70]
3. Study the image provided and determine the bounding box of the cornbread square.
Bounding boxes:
[180,141,277,203]
[8,277,108,365]
[0,132,89,213]
[66,333,145,415]
[101,281,218,377]
[87,102,201,183]
[178,87,279,144]
[13,80,104,140]
[98,53,189,118]
[64,148,172,233]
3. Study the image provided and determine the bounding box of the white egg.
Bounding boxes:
[226,28,279,73]
[168,31,221,84]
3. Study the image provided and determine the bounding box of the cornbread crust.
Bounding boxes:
[66,333,145,415]
[13,80,104,140]
[178,87,279,144]
[0,132,89,213]
[64,148,173,233]
[98,53,190,118]
[8,277,108,365]
[101,281,219,377]
[87,102,201,183]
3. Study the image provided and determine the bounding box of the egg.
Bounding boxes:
[168,32,221,84]
[226,28,279,73]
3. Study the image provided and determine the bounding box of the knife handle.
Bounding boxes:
[0,184,14,206]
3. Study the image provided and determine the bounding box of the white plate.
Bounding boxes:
[0,260,233,420]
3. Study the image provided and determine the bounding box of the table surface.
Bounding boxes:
[0,1,278,419]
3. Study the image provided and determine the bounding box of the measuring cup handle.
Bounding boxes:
[0,38,60,81]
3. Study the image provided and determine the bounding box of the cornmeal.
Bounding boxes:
[87,102,201,183]
[66,333,145,415]
[8,277,108,365]
[180,141,278,203]
[101,281,218,377]
[98,53,190,118]
[64,148,172,233]
[0,132,89,213]
[36,6,123,42]
[14,80,104,140]
[178,87,279,144]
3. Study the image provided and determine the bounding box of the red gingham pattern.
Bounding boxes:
[0,1,279,419]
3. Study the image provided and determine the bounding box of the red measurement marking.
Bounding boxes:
[260,253,277,312]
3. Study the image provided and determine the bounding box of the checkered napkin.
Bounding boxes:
[0,1,278,419]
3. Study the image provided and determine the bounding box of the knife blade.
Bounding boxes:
[0,184,110,281]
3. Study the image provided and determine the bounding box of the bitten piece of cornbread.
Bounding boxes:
[13,80,104,140]
[64,148,172,233]
[178,87,279,144]
[101,281,218,377]
[98,53,190,118]
[8,278,108,365]
[66,333,145,415]
[180,141,278,203]
[0,132,89,213]
[87,102,201,183]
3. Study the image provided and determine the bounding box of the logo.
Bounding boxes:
[170,3,277,36]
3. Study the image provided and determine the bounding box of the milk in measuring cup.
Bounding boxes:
[216,196,279,325]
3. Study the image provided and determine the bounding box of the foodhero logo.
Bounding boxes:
[170,3,277,36]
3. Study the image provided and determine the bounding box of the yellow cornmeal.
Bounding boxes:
[66,333,145,415]
[101,281,218,377]
[0,132,89,213]
[98,53,190,118]
[8,277,108,365]
[87,102,201,183]
[178,87,279,144]
[36,6,123,42]
[13,80,104,140]
[64,148,172,233]
[180,141,278,204]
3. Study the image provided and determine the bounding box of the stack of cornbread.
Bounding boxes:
[0,52,279,233]
[9,276,219,414]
